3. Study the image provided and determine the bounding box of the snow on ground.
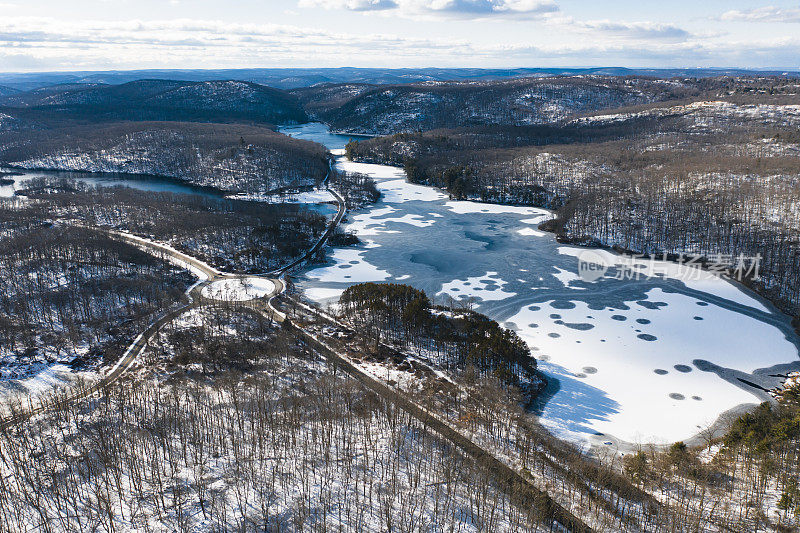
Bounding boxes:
[437,271,516,303]
[306,248,391,284]
[508,287,797,444]
[200,277,275,301]
[0,364,101,414]
[304,287,346,301]
[557,247,771,313]
[1,364,73,396]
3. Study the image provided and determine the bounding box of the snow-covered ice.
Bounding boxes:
[507,287,798,444]
[557,247,771,313]
[378,179,448,203]
[445,201,551,216]
[306,248,391,284]
[437,271,517,303]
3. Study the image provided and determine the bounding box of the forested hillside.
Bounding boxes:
[20,179,330,273]
[0,309,556,532]
[292,76,706,134]
[0,79,307,125]
[339,282,540,393]
[0,205,191,384]
[0,122,328,194]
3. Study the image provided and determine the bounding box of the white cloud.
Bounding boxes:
[0,12,797,71]
[299,0,559,19]
[541,15,691,41]
[579,20,689,40]
[0,16,479,71]
[721,6,800,23]
[298,0,398,11]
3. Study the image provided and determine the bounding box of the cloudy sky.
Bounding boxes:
[0,0,798,72]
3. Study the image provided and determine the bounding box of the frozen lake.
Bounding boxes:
[286,123,800,448]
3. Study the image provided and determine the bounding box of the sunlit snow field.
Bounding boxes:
[286,123,800,448]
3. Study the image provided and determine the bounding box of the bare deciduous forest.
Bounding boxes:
[0,213,191,381]
[0,309,557,532]
[18,179,331,273]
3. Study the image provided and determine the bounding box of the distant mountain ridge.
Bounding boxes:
[1,67,798,91]
[0,85,20,97]
[0,79,307,126]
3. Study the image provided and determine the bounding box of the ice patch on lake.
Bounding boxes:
[306,248,391,283]
[335,159,406,181]
[348,206,437,235]
[509,287,797,444]
[437,271,516,302]
[379,179,448,203]
[552,267,586,289]
[517,227,547,237]
[558,247,770,312]
[445,201,552,216]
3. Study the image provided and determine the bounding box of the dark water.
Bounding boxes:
[0,167,337,217]
[278,122,372,151]
[0,168,224,199]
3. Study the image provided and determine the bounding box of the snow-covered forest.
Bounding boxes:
[19,179,331,273]
[0,213,191,386]
[0,122,328,195]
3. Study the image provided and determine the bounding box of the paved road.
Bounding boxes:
[271,161,346,275]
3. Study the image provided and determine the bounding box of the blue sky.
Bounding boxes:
[0,0,798,71]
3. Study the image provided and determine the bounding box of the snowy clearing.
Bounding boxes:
[200,277,275,301]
